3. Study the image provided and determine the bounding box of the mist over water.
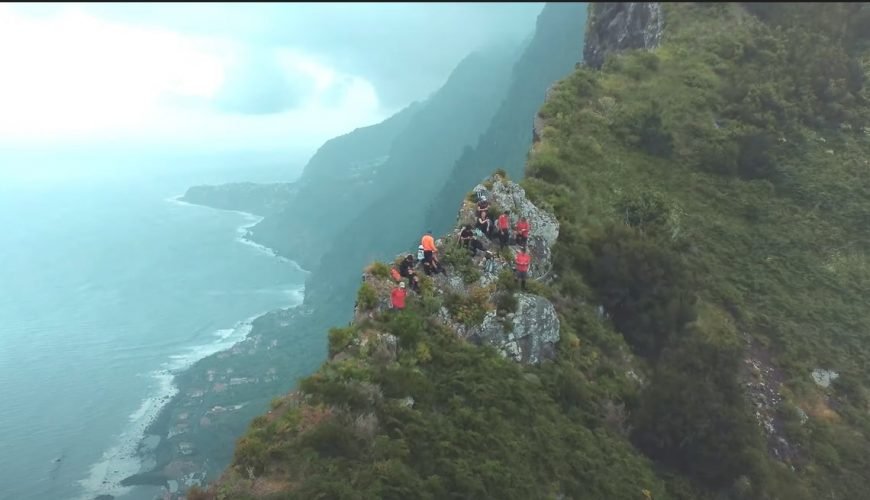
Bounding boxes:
[0,154,305,500]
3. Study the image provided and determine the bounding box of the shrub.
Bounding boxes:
[443,288,490,326]
[368,261,391,279]
[356,283,378,311]
[328,326,356,356]
[632,332,766,488]
[614,100,674,157]
[583,223,697,358]
[493,291,518,316]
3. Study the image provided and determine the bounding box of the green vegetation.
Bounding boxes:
[368,262,392,280]
[210,4,870,499]
[443,287,491,327]
[215,302,666,500]
[357,283,378,311]
[524,2,870,498]
[441,239,481,284]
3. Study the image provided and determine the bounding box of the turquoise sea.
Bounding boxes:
[0,153,305,500]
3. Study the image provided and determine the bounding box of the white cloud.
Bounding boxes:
[0,5,387,153]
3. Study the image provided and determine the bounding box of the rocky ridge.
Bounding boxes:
[355,173,561,365]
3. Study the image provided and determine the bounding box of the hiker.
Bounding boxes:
[496,210,511,248]
[391,281,407,310]
[515,216,530,247]
[399,254,415,278]
[477,195,490,217]
[421,230,439,266]
[514,246,531,291]
[390,266,402,283]
[459,225,474,249]
[416,244,425,265]
[399,255,420,292]
[422,257,447,276]
[476,211,492,236]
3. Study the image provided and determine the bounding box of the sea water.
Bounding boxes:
[0,155,305,500]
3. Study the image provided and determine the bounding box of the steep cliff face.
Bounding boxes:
[582,2,664,69]
[424,2,589,237]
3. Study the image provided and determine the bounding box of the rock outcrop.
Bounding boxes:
[583,2,664,70]
[353,173,561,364]
[456,176,560,280]
[467,293,560,364]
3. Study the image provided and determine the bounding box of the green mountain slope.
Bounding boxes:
[524,2,870,497]
[194,3,870,499]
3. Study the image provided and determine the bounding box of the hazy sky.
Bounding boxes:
[0,3,543,158]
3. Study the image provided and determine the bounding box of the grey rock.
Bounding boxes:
[456,177,560,280]
[811,368,839,388]
[583,2,665,70]
[466,293,560,364]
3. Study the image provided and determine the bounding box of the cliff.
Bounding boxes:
[582,2,664,69]
[423,2,589,236]
[188,3,870,499]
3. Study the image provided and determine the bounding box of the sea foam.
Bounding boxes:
[78,196,307,499]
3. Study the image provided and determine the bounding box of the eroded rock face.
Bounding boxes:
[583,2,665,70]
[466,293,560,364]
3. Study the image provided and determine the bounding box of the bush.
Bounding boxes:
[357,283,378,311]
[614,100,674,157]
[368,261,391,279]
[632,332,766,488]
[583,224,697,358]
[328,326,356,356]
[443,288,490,326]
[493,291,518,316]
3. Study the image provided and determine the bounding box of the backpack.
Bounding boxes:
[390,268,402,282]
[474,189,489,203]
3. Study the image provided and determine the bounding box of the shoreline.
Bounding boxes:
[78,195,308,500]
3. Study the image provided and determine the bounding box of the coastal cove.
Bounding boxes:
[116,199,329,499]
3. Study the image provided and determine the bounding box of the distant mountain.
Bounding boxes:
[424,2,589,236]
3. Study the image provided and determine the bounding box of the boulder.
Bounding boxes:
[466,293,560,364]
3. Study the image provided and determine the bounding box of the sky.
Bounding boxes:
[0,3,543,163]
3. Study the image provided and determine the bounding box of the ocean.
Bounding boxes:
[0,155,306,500]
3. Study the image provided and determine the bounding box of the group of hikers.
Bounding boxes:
[388,193,533,311]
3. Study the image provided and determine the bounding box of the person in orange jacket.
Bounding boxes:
[514,246,531,291]
[391,281,407,310]
[421,230,438,264]
[515,217,530,247]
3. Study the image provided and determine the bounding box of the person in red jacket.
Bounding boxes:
[515,217,530,247]
[514,246,531,291]
[391,281,407,310]
[496,210,511,248]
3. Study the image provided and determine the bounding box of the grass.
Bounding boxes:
[524,3,870,498]
[204,4,870,499]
